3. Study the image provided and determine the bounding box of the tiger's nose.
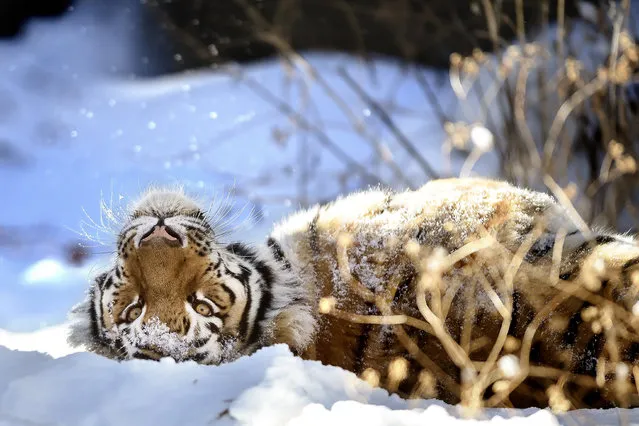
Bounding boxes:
[139,221,183,246]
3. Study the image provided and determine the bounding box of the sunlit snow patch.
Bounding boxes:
[0,323,81,358]
[22,258,93,287]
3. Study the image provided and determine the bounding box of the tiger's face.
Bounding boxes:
[76,189,254,363]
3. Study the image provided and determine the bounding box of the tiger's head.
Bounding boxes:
[68,188,314,364]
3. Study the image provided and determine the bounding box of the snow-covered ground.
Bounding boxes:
[2,1,639,425]
[2,326,638,426]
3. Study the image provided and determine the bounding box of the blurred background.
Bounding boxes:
[1,0,639,332]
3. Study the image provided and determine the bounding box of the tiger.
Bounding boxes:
[68,177,639,410]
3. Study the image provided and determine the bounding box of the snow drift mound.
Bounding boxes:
[1,332,638,426]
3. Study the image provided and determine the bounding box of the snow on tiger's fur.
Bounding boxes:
[69,178,639,409]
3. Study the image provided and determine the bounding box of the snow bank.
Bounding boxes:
[0,324,81,359]
[1,334,638,426]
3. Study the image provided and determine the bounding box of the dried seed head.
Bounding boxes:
[591,320,603,334]
[581,306,599,322]
[492,380,511,394]
[361,368,380,388]
[387,357,409,393]
[318,297,336,314]
[504,336,521,352]
[450,53,462,67]
[608,140,624,159]
[413,370,437,399]
[547,384,571,413]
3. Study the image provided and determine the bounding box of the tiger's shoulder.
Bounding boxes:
[266,177,639,409]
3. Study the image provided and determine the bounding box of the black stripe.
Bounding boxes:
[189,352,208,363]
[508,290,534,337]
[392,272,415,306]
[183,223,207,233]
[113,337,126,360]
[267,237,291,269]
[193,337,211,348]
[573,235,617,256]
[226,243,257,264]
[226,242,275,346]
[248,279,272,346]
[235,265,252,339]
[525,235,555,262]
[102,275,114,290]
[529,340,543,365]
[150,208,165,218]
[623,256,639,271]
[562,303,589,347]
[225,243,255,339]
[118,224,141,250]
[309,212,321,257]
[89,285,101,343]
[626,342,639,363]
[594,235,617,244]
[575,334,604,376]
[182,215,212,230]
[132,352,158,361]
[559,271,575,281]
[220,283,237,304]
[91,273,110,338]
[120,232,137,251]
[353,301,378,374]
[353,323,372,375]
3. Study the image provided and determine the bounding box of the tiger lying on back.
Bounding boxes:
[68,178,639,409]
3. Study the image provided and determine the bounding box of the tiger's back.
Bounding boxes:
[270,178,639,408]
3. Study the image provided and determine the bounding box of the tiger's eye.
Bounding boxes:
[194,301,212,317]
[126,306,143,322]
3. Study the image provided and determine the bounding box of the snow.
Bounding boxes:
[22,259,66,284]
[497,355,521,379]
[129,317,193,361]
[1,336,638,426]
[22,258,95,287]
[0,323,81,358]
[470,126,494,153]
